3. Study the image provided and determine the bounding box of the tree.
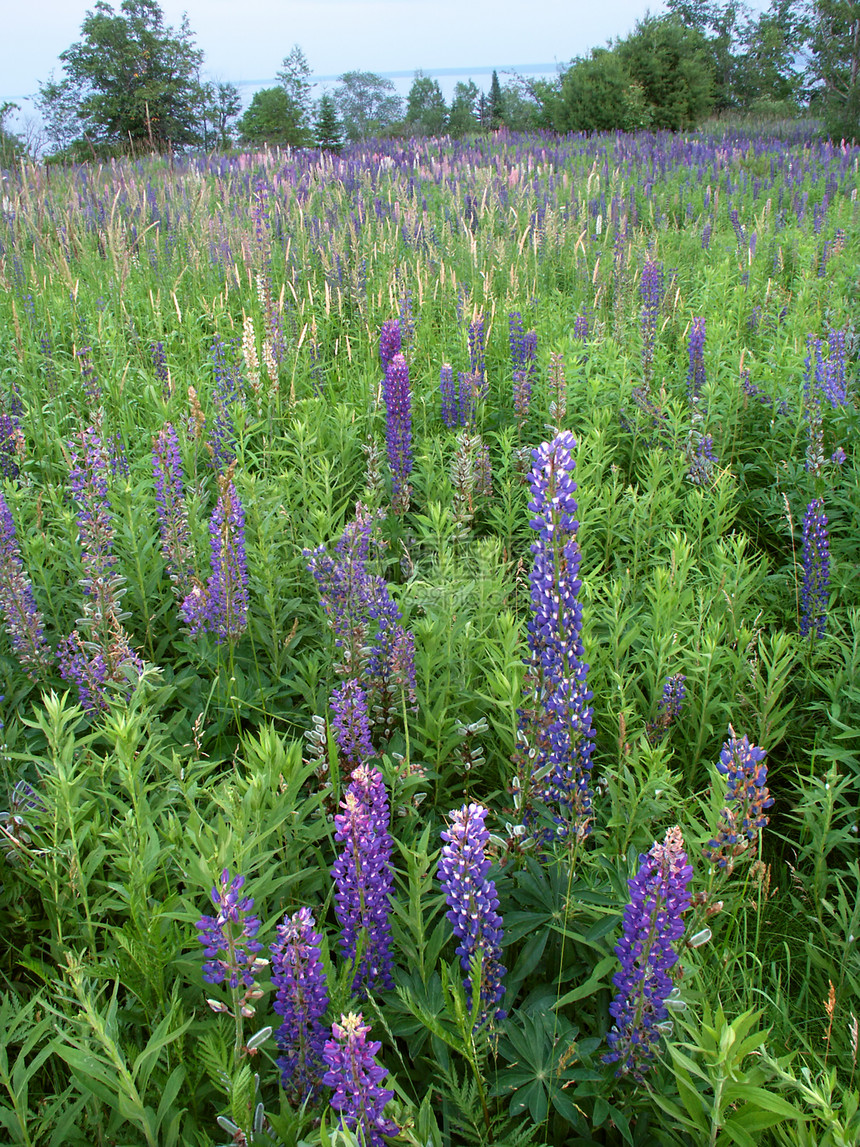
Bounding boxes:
[0,103,26,166]
[276,44,314,145]
[806,0,860,139]
[315,92,343,151]
[200,81,242,149]
[37,0,206,154]
[488,70,505,128]
[616,16,715,129]
[334,72,403,141]
[560,49,652,132]
[237,88,297,146]
[406,71,447,135]
[448,80,480,136]
[735,0,805,110]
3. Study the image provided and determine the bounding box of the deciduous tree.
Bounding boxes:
[334,72,403,141]
[37,0,206,154]
[406,71,447,135]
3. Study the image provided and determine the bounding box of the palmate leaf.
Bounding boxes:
[493,1008,581,1123]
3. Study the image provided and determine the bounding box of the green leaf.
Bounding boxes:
[554,954,616,1007]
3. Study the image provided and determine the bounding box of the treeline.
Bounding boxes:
[12,0,860,162]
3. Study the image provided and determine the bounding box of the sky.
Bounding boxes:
[2,0,674,129]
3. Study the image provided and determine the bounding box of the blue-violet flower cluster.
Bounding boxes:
[800,497,829,640]
[437,802,506,1026]
[322,1012,397,1146]
[517,432,595,840]
[271,906,329,1103]
[332,764,395,995]
[605,826,693,1077]
[705,728,772,870]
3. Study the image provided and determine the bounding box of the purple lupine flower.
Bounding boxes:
[383,352,412,513]
[331,679,374,770]
[440,363,458,428]
[705,728,772,870]
[468,314,486,394]
[800,497,830,640]
[687,317,706,401]
[305,506,416,729]
[181,472,249,643]
[398,288,415,347]
[0,410,22,480]
[379,320,401,369]
[573,312,589,341]
[513,369,532,423]
[209,336,243,472]
[509,312,525,369]
[196,868,264,990]
[803,337,825,476]
[67,426,116,588]
[640,258,663,384]
[832,446,847,466]
[823,326,847,408]
[548,351,567,428]
[437,803,506,1026]
[0,492,52,678]
[517,432,595,841]
[458,371,477,428]
[252,179,271,252]
[646,674,686,745]
[150,340,170,399]
[152,424,194,601]
[59,424,143,710]
[605,826,693,1077]
[75,342,102,407]
[322,1013,397,1146]
[331,764,394,995]
[688,433,718,486]
[271,907,329,1103]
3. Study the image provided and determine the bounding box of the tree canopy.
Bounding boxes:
[406,71,447,136]
[334,72,403,141]
[38,0,206,154]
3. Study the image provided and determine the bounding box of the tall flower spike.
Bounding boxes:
[383,352,412,514]
[687,317,706,401]
[152,423,194,602]
[705,727,772,871]
[640,258,663,385]
[181,469,249,643]
[196,868,264,990]
[322,1013,397,1146]
[330,679,374,771]
[605,826,693,1077]
[379,320,401,369]
[800,497,829,640]
[59,423,143,710]
[331,765,394,995]
[0,493,52,678]
[437,803,506,1027]
[271,907,329,1104]
[305,504,416,724]
[517,432,595,842]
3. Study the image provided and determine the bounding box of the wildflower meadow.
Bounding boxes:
[0,128,858,1146]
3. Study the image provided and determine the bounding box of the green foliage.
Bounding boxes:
[315,93,343,153]
[448,81,480,137]
[561,49,654,132]
[407,72,448,137]
[238,88,307,148]
[806,0,860,139]
[0,124,856,1145]
[37,0,206,154]
[333,71,403,141]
